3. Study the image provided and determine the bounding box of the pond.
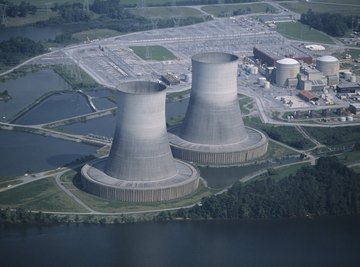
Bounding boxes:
[0,69,71,122]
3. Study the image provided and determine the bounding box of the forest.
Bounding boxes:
[0,1,37,18]
[0,37,44,66]
[300,9,359,37]
[163,157,360,220]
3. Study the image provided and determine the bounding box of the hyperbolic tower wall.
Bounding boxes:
[81,81,199,202]
[169,52,268,165]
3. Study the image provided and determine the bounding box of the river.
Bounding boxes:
[0,216,359,267]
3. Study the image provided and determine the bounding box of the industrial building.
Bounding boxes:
[298,91,319,102]
[337,83,360,93]
[253,46,313,67]
[349,103,360,114]
[161,72,180,86]
[81,81,199,202]
[168,52,268,165]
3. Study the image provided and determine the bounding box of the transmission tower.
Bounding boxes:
[44,2,52,13]
[150,17,159,30]
[172,15,182,28]
[83,0,90,12]
[0,4,7,25]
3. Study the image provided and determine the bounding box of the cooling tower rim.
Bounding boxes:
[168,126,268,153]
[192,52,238,64]
[81,158,200,190]
[116,81,166,95]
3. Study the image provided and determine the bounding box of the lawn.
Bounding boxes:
[130,45,177,61]
[128,6,204,19]
[256,162,311,182]
[275,21,335,44]
[4,10,58,27]
[280,2,360,16]
[337,150,360,165]
[0,178,87,212]
[244,116,315,150]
[202,3,278,17]
[304,126,360,147]
[72,28,122,42]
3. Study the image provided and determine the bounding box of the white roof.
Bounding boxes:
[317,55,338,63]
[305,44,325,51]
[277,58,299,65]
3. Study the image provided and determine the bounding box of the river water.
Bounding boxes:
[0,216,359,267]
[0,25,63,42]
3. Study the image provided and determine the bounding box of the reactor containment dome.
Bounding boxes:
[81,81,199,202]
[275,58,300,87]
[316,55,339,77]
[168,52,268,165]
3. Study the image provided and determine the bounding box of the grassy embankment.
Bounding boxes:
[201,3,277,17]
[130,45,177,61]
[275,22,335,44]
[129,6,204,19]
[0,178,87,212]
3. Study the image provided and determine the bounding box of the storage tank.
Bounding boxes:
[347,116,354,121]
[344,71,352,81]
[251,66,258,74]
[351,75,357,83]
[264,80,270,89]
[258,77,266,86]
[316,55,339,77]
[276,58,300,87]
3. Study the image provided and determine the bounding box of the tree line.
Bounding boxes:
[159,157,360,220]
[300,9,359,37]
[0,1,37,18]
[0,37,44,66]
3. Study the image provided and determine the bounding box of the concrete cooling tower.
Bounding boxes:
[81,81,199,202]
[168,52,268,165]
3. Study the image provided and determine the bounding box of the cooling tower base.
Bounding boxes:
[81,158,200,202]
[169,126,268,165]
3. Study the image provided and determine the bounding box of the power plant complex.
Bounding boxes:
[169,52,268,165]
[81,81,200,202]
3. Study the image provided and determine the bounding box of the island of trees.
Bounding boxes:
[300,9,359,37]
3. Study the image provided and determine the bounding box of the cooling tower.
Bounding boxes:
[169,52,268,165]
[81,81,199,202]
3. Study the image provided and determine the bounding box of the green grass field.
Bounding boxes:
[4,10,58,27]
[280,2,360,16]
[11,0,216,8]
[129,6,204,19]
[337,150,360,165]
[201,3,277,17]
[72,28,122,42]
[244,117,315,150]
[256,162,310,182]
[130,45,176,61]
[275,22,335,44]
[0,178,86,212]
[304,126,360,147]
